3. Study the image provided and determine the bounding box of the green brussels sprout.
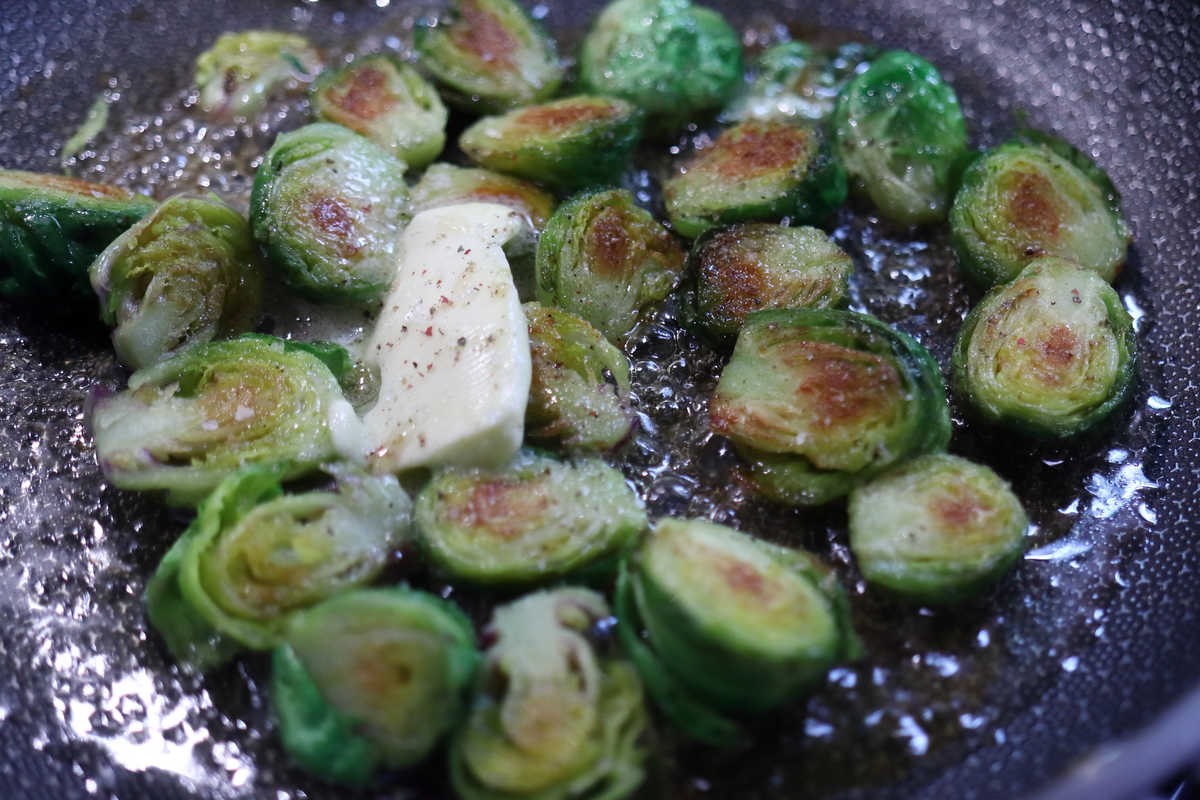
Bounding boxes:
[271,587,479,784]
[536,188,685,343]
[91,334,361,505]
[194,31,321,118]
[664,120,847,238]
[88,195,265,370]
[722,41,875,125]
[459,95,644,191]
[414,0,563,114]
[578,0,742,135]
[683,223,852,342]
[949,138,1131,288]
[848,453,1028,603]
[311,54,448,170]
[409,164,555,301]
[0,169,155,298]
[525,302,636,451]
[144,464,410,669]
[832,50,969,226]
[414,449,647,584]
[250,122,409,305]
[616,519,856,737]
[710,309,951,505]
[952,256,1137,438]
[449,588,648,800]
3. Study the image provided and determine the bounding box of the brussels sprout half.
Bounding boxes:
[194,31,321,118]
[250,123,409,305]
[410,164,556,233]
[525,302,636,451]
[449,588,648,800]
[952,256,1136,439]
[711,309,951,505]
[619,519,856,722]
[311,54,447,169]
[91,334,361,505]
[459,95,644,191]
[579,0,742,135]
[683,223,852,342]
[414,0,563,114]
[536,188,685,343]
[949,140,1130,289]
[0,169,155,298]
[144,464,411,669]
[722,41,876,125]
[664,120,846,238]
[832,50,969,226]
[272,587,480,784]
[414,449,647,585]
[89,194,264,370]
[848,453,1028,603]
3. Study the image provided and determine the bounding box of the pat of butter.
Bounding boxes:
[363,203,531,473]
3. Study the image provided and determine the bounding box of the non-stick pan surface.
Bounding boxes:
[1,1,1198,798]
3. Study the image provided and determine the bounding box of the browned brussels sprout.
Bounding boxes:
[89,194,264,370]
[414,0,563,113]
[311,54,447,169]
[663,120,846,238]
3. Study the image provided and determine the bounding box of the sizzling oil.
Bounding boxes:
[0,4,1170,799]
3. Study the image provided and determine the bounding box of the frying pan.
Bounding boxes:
[1,1,1198,798]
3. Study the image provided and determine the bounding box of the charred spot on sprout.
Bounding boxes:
[833,50,969,226]
[849,454,1028,603]
[536,188,684,343]
[271,588,479,783]
[579,0,742,136]
[684,223,852,342]
[711,309,950,505]
[664,120,846,238]
[0,168,155,299]
[250,123,409,305]
[952,256,1136,438]
[414,0,563,114]
[459,95,644,190]
[311,54,447,169]
[414,449,646,584]
[950,138,1130,289]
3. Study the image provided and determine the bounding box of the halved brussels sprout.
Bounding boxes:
[722,41,875,125]
[250,123,409,305]
[578,0,742,134]
[459,95,644,191]
[311,54,447,169]
[848,453,1027,603]
[145,464,410,669]
[414,449,647,584]
[949,139,1130,288]
[525,302,636,451]
[710,309,950,505]
[683,223,852,342]
[410,165,556,300]
[952,256,1137,438]
[536,188,685,343]
[0,169,155,298]
[449,588,648,800]
[414,0,563,113]
[832,50,969,226]
[89,194,265,370]
[91,334,361,505]
[663,120,846,238]
[194,31,321,118]
[272,587,479,784]
[618,519,856,732]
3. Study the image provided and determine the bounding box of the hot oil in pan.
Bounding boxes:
[4,6,1169,799]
